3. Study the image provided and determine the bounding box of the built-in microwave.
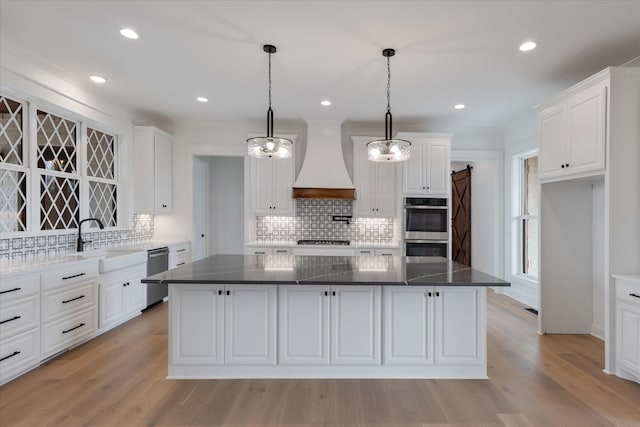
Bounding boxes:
[403,197,449,241]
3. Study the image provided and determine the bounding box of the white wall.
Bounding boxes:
[592,180,605,339]
[208,157,244,255]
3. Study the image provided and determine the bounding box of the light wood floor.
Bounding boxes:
[1,290,638,427]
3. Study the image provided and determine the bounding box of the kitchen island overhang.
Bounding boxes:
[143,254,510,379]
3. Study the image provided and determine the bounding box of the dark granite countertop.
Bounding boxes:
[142,254,510,287]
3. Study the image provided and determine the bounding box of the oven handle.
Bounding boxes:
[404,205,448,209]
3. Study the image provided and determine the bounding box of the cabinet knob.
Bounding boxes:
[561,164,565,168]
[565,163,569,168]
[162,204,167,208]
[422,186,426,190]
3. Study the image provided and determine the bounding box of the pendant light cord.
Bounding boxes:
[386,55,391,113]
[268,51,272,110]
[385,55,393,140]
[266,50,273,137]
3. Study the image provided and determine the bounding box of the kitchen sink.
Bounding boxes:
[70,249,147,273]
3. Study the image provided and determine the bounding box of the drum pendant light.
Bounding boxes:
[367,48,411,162]
[247,44,293,159]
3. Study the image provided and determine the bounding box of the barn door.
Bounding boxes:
[451,166,472,266]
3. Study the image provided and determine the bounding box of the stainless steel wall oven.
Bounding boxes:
[404,197,449,257]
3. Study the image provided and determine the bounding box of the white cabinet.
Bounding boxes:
[615,276,640,382]
[278,285,381,366]
[171,284,277,366]
[40,261,98,359]
[225,285,277,365]
[245,246,292,255]
[278,286,330,365]
[169,242,191,269]
[171,284,225,366]
[134,126,173,213]
[538,79,607,181]
[397,134,451,195]
[99,262,146,330]
[250,141,295,215]
[331,285,381,365]
[0,273,41,384]
[355,248,401,257]
[384,286,484,366]
[352,137,399,217]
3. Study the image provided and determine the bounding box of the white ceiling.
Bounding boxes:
[1,0,639,131]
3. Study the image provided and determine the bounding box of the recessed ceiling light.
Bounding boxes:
[519,41,537,52]
[321,100,332,106]
[120,28,139,39]
[196,97,208,103]
[89,75,107,84]
[454,104,465,110]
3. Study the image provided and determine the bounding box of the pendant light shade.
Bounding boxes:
[247,44,293,159]
[367,48,411,162]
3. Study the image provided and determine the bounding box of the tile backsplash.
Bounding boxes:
[0,214,155,261]
[255,199,395,244]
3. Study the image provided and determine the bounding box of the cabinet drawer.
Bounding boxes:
[0,328,40,385]
[616,281,640,307]
[42,262,99,291]
[42,282,97,323]
[42,308,97,358]
[0,274,40,304]
[0,296,40,341]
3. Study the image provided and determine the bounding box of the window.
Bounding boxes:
[0,96,28,233]
[520,156,538,276]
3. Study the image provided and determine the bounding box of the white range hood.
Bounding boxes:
[292,121,356,199]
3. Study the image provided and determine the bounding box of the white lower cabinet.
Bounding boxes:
[99,263,146,330]
[614,276,640,382]
[41,262,98,359]
[278,285,329,365]
[171,284,277,366]
[278,285,381,366]
[331,285,381,365]
[0,273,41,384]
[384,286,484,366]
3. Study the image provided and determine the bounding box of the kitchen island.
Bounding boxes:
[143,254,509,379]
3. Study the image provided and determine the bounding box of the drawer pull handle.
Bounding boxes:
[0,351,21,362]
[630,293,640,299]
[0,287,21,295]
[62,323,86,334]
[276,250,287,253]
[176,249,186,253]
[0,315,21,325]
[62,273,86,280]
[177,262,185,266]
[62,295,85,304]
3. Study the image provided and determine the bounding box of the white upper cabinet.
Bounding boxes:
[538,79,607,182]
[249,136,296,215]
[134,126,173,213]
[352,137,399,217]
[397,133,451,196]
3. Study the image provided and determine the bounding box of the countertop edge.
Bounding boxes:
[142,278,509,287]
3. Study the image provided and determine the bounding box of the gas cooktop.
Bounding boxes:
[297,239,350,246]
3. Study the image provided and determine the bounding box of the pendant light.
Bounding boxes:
[367,48,411,162]
[247,44,293,159]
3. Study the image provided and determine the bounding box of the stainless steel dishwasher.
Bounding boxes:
[145,247,169,309]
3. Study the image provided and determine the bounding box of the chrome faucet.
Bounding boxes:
[77,218,105,252]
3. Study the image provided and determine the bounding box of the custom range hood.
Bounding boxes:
[292,122,355,199]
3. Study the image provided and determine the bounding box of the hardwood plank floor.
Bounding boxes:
[1,290,638,427]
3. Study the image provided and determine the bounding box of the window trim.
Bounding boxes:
[511,149,539,281]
